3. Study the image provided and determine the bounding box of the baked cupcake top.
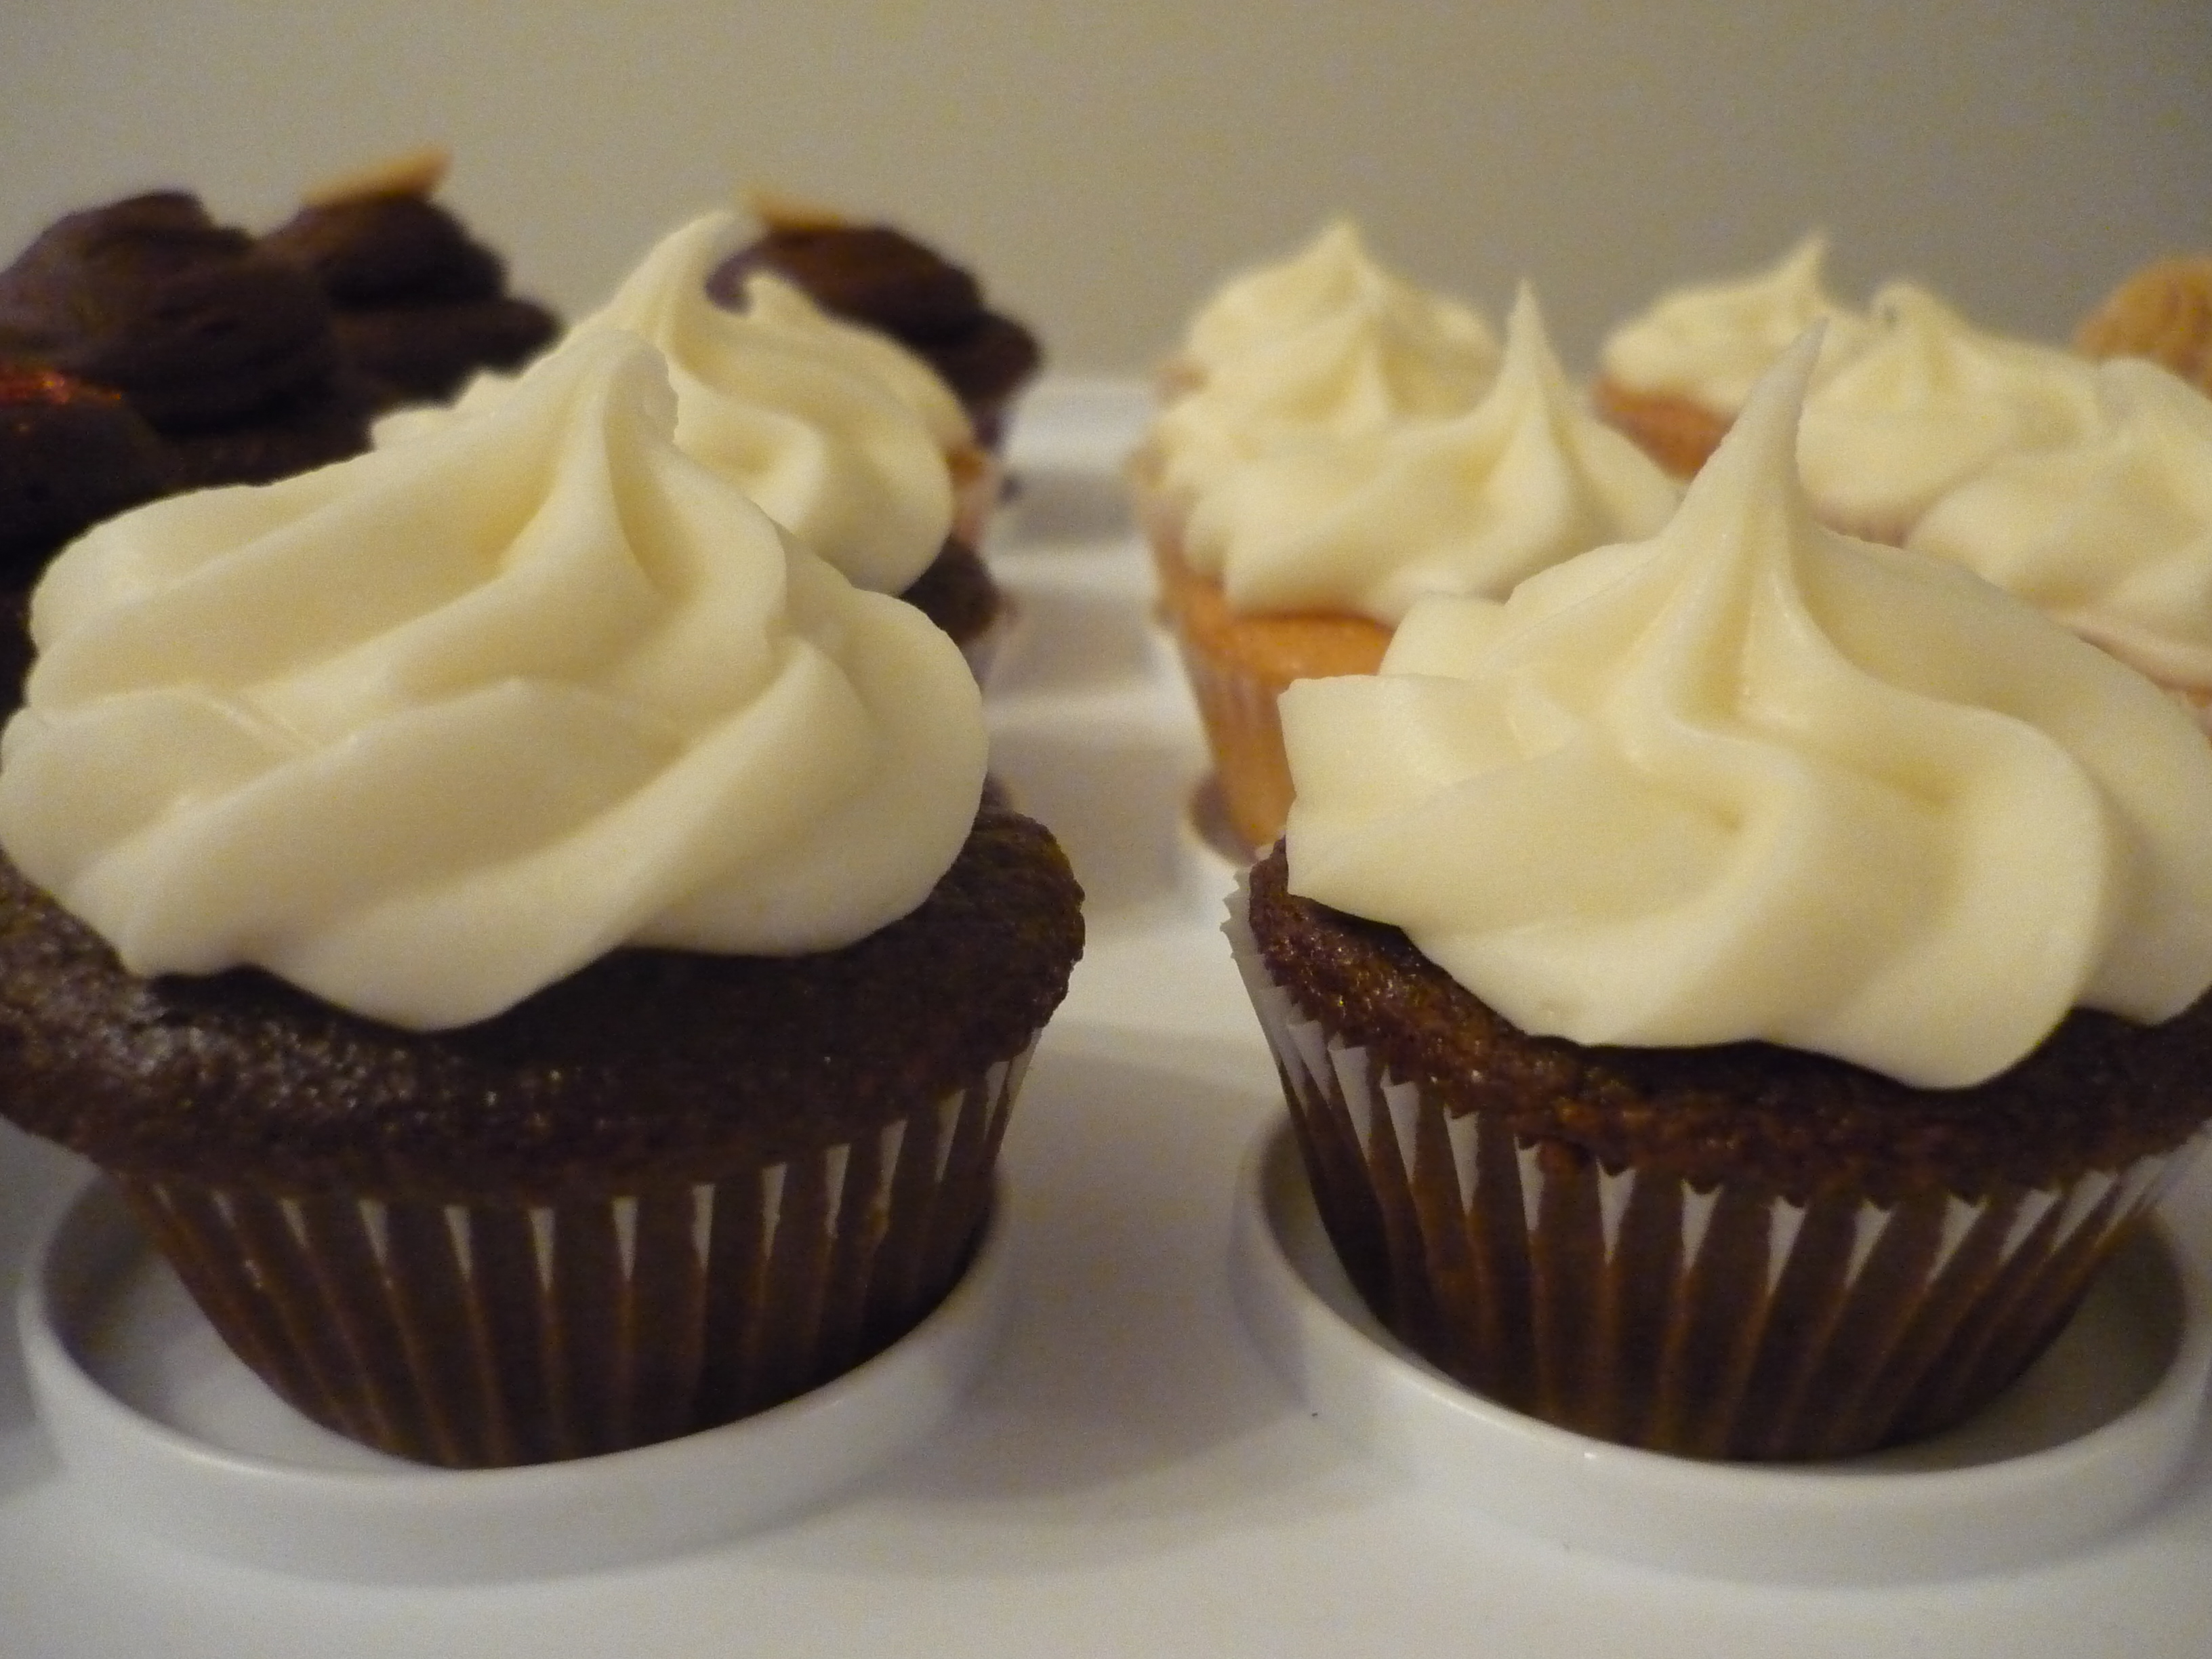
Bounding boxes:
[1597,233,1871,413]
[1181,285,1679,624]
[2075,253,2212,396]
[0,330,988,1030]
[1906,357,2212,712]
[1795,283,2102,541]
[380,211,958,597]
[1145,228,1499,504]
[1279,330,2212,1088]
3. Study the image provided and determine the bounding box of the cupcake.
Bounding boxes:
[258,146,560,410]
[1795,282,2102,545]
[1227,331,2212,1460]
[1906,356,2212,726]
[386,211,1009,678]
[0,190,377,489]
[0,331,1084,1467]
[1153,287,1676,855]
[1592,233,1870,477]
[706,191,1042,453]
[2074,254,2212,396]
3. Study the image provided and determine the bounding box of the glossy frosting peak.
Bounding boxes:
[1598,233,1870,411]
[1182,285,1680,623]
[1149,232,1498,503]
[1280,331,2212,1087]
[1179,220,1498,379]
[0,331,988,1029]
[1908,358,2212,706]
[1795,282,2102,540]
[380,211,954,595]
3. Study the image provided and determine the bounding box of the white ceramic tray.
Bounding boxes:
[2,380,2210,1657]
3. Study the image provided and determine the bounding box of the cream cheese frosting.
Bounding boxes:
[1597,232,1872,411]
[1148,255,1500,505]
[1907,357,2212,708]
[1795,281,2103,541]
[0,331,988,1030]
[378,210,955,596]
[1177,219,1500,383]
[1181,285,1680,623]
[1279,330,2212,1088]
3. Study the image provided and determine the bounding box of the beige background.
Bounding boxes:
[3,1,2207,378]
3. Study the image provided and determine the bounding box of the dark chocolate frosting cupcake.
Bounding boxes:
[708,199,1042,449]
[0,190,375,487]
[260,149,559,407]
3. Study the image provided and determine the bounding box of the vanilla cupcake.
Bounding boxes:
[1593,233,1871,476]
[1158,287,1677,853]
[1907,356,2212,726]
[1229,331,2212,1460]
[0,331,1082,1467]
[1795,282,2102,544]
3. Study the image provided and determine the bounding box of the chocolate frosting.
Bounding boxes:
[260,190,558,404]
[0,192,347,432]
[0,365,178,582]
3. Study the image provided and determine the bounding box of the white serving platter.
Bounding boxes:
[1,379,2209,1658]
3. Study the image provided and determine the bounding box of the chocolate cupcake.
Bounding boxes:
[1227,333,2212,1460]
[0,190,376,489]
[0,331,1082,1467]
[260,148,559,409]
[708,193,1041,451]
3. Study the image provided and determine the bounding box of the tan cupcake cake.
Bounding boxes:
[1143,272,1676,855]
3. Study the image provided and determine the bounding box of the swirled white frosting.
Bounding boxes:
[1181,286,1680,623]
[735,266,975,452]
[378,211,954,596]
[0,332,989,1030]
[1598,233,1873,411]
[1908,358,2212,703]
[1179,220,1499,382]
[1795,282,2103,541]
[1149,243,1499,504]
[1280,331,2212,1088]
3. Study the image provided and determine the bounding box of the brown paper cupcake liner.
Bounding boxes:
[113,1040,1036,1469]
[1225,886,2203,1460]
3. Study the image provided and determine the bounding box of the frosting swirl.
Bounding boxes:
[1908,358,2212,703]
[379,211,955,596]
[1795,282,2102,541]
[0,331,988,1029]
[1148,243,1499,504]
[1597,232,1872,411]
[1280,331,2212,1088]
[1182,285,1679,623]
[1178,220,1496,381]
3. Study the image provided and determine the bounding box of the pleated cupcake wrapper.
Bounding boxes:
[1225,884,2203,1460]
[114,1039,1036,1469]
[1166,623,1294,860]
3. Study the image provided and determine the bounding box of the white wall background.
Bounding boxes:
[3,1,2207,377]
